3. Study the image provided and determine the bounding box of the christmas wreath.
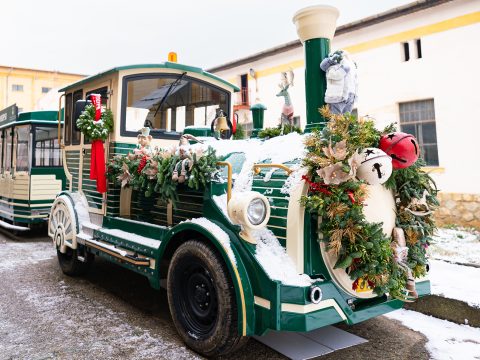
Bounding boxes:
[76,104,114,141]
[301,106,438,300]
[107,145,219,205]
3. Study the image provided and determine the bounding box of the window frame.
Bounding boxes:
[4,127,13,173]
[120,73,231,140]
[32,124,63,168]
[71,89,83,145]
[14,125,31,173]
[399,99,439,166]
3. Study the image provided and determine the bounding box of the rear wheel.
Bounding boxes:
[57,247,94,276]
[167,240,248,357]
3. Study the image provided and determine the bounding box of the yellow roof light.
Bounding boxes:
[168,52,178,63]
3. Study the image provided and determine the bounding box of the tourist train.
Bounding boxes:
[0,105,65,231]
[43,5,434,357]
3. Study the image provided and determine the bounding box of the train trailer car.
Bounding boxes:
[48,5,435,357]
[0,105,65,231]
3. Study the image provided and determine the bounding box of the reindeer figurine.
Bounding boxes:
[276,70,295,130]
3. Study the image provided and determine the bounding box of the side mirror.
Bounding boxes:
[73,99,91,130]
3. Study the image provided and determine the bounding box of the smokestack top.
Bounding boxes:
[292,5,339,43]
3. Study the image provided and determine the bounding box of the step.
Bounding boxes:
[85,238,151,267]
[93,227,162,257]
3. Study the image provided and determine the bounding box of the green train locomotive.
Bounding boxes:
[47,5,433,357]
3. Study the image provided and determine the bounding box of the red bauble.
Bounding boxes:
[379,132,420,169]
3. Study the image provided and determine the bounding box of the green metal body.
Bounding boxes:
[303,38,330,132]
[59,141,430,336]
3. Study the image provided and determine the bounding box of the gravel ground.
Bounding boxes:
[0,234,429,360]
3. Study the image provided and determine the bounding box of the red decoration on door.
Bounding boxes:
[90,140,107,193]
[89,94,102,121]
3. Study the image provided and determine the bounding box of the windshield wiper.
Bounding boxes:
[153,72,187,118]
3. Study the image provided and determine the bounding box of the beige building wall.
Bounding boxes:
[0,66,85,112]
[211,0,480,227]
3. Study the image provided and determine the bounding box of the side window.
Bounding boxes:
[5,128,12,173]
[121,74,229,139]
[72,89,83,145]
[64,93,72,145]
[15,126,30,172]
[34,126,63,167]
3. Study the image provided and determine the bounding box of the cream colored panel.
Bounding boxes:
[286,175,308,273]
[30,175,62,201]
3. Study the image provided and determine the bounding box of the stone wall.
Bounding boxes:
[435,193,480,229]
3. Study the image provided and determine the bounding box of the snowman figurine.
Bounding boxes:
[356,148,393,185]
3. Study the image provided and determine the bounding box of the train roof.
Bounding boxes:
[59,62,240,93]
[0,110,60,130]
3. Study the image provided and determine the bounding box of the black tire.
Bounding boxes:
[167,240,248,357]
[57,247,94,276]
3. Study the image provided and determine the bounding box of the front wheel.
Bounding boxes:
[167,240,248,357]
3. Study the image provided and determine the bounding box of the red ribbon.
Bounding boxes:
[302,175,357,204]
[302,175,332,195]
[89,94,102,121]
[90,140,107,193]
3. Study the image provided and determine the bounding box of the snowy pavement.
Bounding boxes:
[386,309,480,360]
[430,228,480,266]
[0,229,479,360]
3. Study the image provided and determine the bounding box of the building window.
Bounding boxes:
[34,126,62,167]
[42,87,52,93]
[401,42,410,62]
[12,84,24,92]
[399,99,438,166]
[415,39,422,59]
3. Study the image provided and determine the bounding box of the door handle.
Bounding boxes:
[82,148,86,155]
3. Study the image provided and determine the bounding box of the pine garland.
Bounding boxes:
[107,146,219,205]
[301,106,438,298]
[76,105,114,141]
[258,124,303,139]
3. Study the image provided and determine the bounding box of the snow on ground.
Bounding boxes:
[0,241,199,359]
[0,241,55,271]
[386,309,480,360]
[428,259,480,308]
[429,228,480,266]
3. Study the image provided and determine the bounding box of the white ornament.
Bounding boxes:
[356,148,392,185]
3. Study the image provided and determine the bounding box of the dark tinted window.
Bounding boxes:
[64,93,72,145]
[72,90,83,145]
[15,126,30,172]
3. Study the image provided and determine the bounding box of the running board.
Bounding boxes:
[85,238,151,267]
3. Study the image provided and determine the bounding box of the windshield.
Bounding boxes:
[121,74,230,138]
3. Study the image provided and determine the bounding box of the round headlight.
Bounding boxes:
[247,198,267,225]
[227,191,271,231]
